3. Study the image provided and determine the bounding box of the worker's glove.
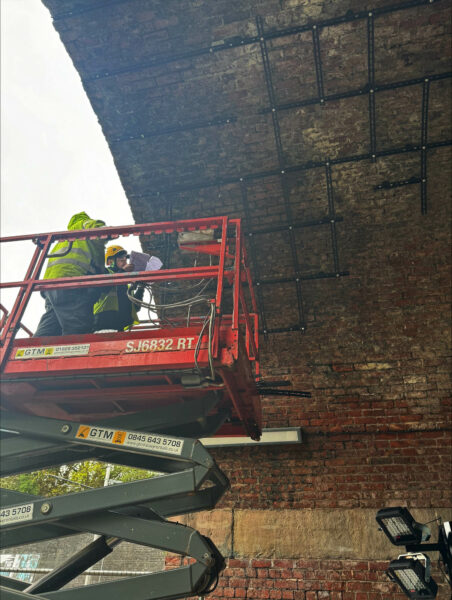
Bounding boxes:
[135,283,145,301]
[130,282,145,300]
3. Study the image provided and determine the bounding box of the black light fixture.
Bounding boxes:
[376,507,452,600]
[387,554,438,599]
[438,521,452,582]
[376,507,431,546]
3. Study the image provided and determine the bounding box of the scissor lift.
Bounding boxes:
[0,217,262,599]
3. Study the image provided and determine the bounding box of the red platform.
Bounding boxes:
[0,217,262,439]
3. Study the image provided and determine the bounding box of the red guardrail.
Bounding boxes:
[0,217,259,374]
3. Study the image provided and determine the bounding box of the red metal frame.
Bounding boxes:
[0,305,33,338]
[0,217,261,439]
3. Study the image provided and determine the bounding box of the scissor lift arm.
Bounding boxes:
[0,406,229,599]
[0,217,263,599]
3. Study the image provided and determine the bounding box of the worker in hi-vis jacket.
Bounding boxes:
[93,245,144,332]
[34,212,107,337]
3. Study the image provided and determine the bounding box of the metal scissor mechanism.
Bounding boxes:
[0,400,229,600]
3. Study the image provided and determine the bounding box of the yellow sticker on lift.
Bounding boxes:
[113,431,126,444]
[15,344,90,360]
[73,425,183,455]
[76,425,91,439]
[76,425,125,445]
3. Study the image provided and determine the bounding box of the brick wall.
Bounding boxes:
[42,0,452,597]
[213,558,408,600]
[165,556,449,599]
[212,431,451,510]
[199,142,452,596]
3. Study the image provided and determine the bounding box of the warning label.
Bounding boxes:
[75,425,184,455]
[15,344,90,360]
[75,425,91,439]
[0,503,34,527]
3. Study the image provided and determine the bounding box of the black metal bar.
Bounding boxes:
[250,215,344,236]
[374,176,421,190]
[84,44,226,82]
[253,284,307,334]
[421,80,430,148]
[421,78,430,214]
[257,18,283,164]
[256,380,292,387]
[76,0,441,81]
[137,217,346,256]
[128,140,451,199]
[312,25,325,104]
[260,71,451,114]
[110,115,237,145]
[257,271,349,285]
[263,0,440,38]
[325,162,335,217]
[56,0,440,23]
[367,12,377,161]
[25,536,114,594]
[325,161,340,273]
[375,0,442,16]
[239,181,268,334]
[257,15,306,332]
[367,12,375,91]
[261,88,366,113]
[258,388,312,398]
[258,324,304,334]
[405,543,441,552]
[0,576,28,592]
[373,138,450,156]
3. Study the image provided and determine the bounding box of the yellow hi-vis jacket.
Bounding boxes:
[43,212,107,280]
[93,267,139,328]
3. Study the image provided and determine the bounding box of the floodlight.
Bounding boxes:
[376,507,431,546]
[438,521,452,582]
[387,554,438,599]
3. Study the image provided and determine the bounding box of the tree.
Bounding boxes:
[0,462,156,497]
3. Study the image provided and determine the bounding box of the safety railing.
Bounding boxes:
[0,217,259,373]
[0,304,33,338]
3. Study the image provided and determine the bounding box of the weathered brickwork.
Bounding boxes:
[213,558,444,600]
[42,0,452,596]
[213,431,451,509]
[166,556,450,599]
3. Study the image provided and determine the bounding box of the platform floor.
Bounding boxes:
[1,327,261,439]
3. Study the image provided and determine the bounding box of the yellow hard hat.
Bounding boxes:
[105,245,127,264]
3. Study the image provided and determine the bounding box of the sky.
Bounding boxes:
[0,0,142,332]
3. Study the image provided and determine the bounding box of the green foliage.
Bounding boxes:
[0,462,155,498]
